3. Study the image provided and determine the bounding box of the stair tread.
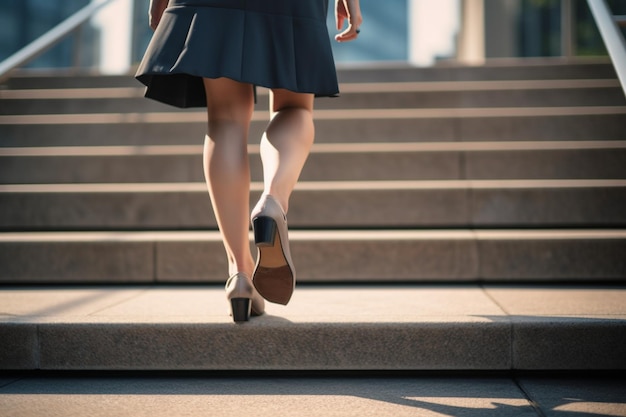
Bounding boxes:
[2,284,624,321]
[1,285,625,371]
[2,179,625,193]
[1,229,625,241]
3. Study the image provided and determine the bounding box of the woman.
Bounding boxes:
[136,0,362,322]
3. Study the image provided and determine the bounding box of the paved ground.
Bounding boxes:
[1,374,625,417]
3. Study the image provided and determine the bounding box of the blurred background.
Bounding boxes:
[1,0,625,74]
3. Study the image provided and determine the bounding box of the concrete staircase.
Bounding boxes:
[0,58,625,371]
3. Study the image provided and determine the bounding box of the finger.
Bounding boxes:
[335,5,347,30]
[336,14,345,31]
[335,25,359,42]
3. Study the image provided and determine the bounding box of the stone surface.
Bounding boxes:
[465,147,626,180]
[0,182,472,229]
[4,142,624,185]
[2,180,624,229]
[3,110,625,147]
[2,230,625,283]
[0,323,38,369]
[512,317,626,370]
[0,152,205,184]
[2,285,626,371]
[36,320,508,370]
[477,230,626,280]
[0,285,510,370]
[484,285,626,316]
[4,83,623,116]
[471,181,626,226]
[518,378,626,417]
[0,238,155,283]
[0,376,546,417]
[485,285,626,370]
[3,62,626,374]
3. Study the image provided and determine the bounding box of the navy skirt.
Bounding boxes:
[135,0,339,108]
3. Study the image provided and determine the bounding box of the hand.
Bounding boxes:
[335,0,362,42]
[149,0,169,30]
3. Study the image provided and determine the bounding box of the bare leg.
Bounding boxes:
[256,89,315,213]
[250,89,314,305]
[202,77,255,277]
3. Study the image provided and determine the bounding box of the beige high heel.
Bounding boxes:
[225,272,265,322]
[250,194,295,305]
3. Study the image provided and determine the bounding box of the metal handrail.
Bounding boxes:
[586,0,626,97]
[0,0,115,83]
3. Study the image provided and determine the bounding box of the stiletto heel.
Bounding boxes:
[250,195,296,305]
[230,298,251,322]
[253,216,277,246]
[225,272,265,323]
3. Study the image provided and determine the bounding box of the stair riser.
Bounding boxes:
[1,235,624,283]
[2,148,625,183]
[3,87,624,115]
[0,321,510,370]
[335,62,619,83]
[1,186,624,230]
[3,319,625,371]
[2,113,625,146]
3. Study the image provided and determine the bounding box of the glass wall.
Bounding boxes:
[0,0,94,68]
[485,0,626,58]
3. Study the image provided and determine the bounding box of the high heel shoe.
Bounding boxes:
[225,272,265,322]
[250,194,295,305]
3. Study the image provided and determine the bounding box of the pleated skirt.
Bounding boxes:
[135,0,339,108]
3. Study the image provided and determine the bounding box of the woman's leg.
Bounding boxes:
[202,77,255,277]
[249,89,314,305]
[257,89,315,213]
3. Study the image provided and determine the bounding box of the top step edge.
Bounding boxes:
[2,58,617,88]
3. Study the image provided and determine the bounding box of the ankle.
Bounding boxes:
[228,261,255,278]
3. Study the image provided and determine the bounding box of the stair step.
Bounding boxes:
[1,180,624,230]
[334,59,619,83]
[2,59,625,378]
[2,79,624,115]
[1,284,624,370]
[0,230,624,284]
[1,107,625,146]
[4,59,617,89]
[2,141,625,183]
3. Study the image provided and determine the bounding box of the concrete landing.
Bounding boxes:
[1,285,625,371]
[1,374,625,417]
